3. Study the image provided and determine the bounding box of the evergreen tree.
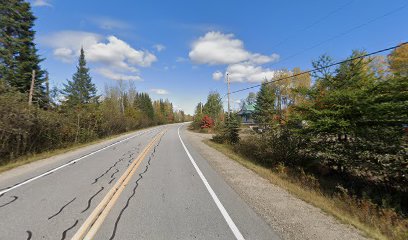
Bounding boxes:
[299,51,376,138]
[290,50,408,180]
[212,113,240,144]
[63,48,97,106]
[253,81,276,126]
[203,91,223,122]
[225,113,240,144]
[134,92,154,120]
[0,0,46,104]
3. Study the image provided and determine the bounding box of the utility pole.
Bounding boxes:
[226,72,231,117]
[28,70,35,106]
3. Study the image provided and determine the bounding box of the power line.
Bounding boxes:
[223,42,407,98]
[271,0,355,49]
[271,3,408,66]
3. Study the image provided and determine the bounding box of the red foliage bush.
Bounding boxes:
[200,115,214,128]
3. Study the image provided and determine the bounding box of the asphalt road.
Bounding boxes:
[0,124,279,240]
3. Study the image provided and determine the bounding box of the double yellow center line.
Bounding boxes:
[72,129,166,240]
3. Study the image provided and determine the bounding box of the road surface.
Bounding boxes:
[0,124,279,240]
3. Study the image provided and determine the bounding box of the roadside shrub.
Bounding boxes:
[200,115,214,129]
[235,126,307,167]
[211,114,240,144]
[190,113,203,130]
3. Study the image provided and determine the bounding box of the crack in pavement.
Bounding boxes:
[0,129,155,196]
[91,166,115,184]
[91,157,125,184]
[109,178,116,184]
[113,158,123,167]
[92,152,135,185]
[110,169,119,179]
[48,197,77,220]
[60,219,78,240]
[26,230,32,240]
[108,135,163,240]
[108,165,148,239]
[81,187,104,213]
[0,196,18,208]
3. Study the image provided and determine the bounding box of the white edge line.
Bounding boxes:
[0,127,161,196]
[177,124,245,240]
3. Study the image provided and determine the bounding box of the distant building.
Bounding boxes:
[237,102,255,124]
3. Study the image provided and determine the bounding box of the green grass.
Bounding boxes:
[204,139,408,240]
[0,127,153,174]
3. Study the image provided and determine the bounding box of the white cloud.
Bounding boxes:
[212,71,223,80]
[40,31,102,51]
[97,68,141,81]
[250,53,280,64]
[189,31,280,83]
[40,31,157,81]
[189,31,279,66]
[86,36,157,71]
[53,48,74,63]
[150,89,169,95]
[153,44,166,52]
[227,62,277,83]
[189,32,249,65]
[89,17,130,30]
[32,0,52,7]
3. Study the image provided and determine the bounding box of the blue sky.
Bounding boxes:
[30,0,408,114]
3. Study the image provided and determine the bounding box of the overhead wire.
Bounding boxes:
[271,0,355,49]
[270,3,408,67]
[221,42,407,98]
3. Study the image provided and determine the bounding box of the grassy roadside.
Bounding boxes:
[0,126,154,174]
[204,139,407,240]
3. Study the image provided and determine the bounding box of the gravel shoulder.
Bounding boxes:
[185,130,369,240]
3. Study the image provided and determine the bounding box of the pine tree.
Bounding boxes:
[63,48,97,106]
[253,81,276,126]
[134,93,154,120]
[300,51,375,138]
[212,113,240,144]
[0,0,46,104]
[225,113,240,144]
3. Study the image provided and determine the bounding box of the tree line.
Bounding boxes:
[192,44,408,236]
[0,0,190,162]
[248,48,407,195]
